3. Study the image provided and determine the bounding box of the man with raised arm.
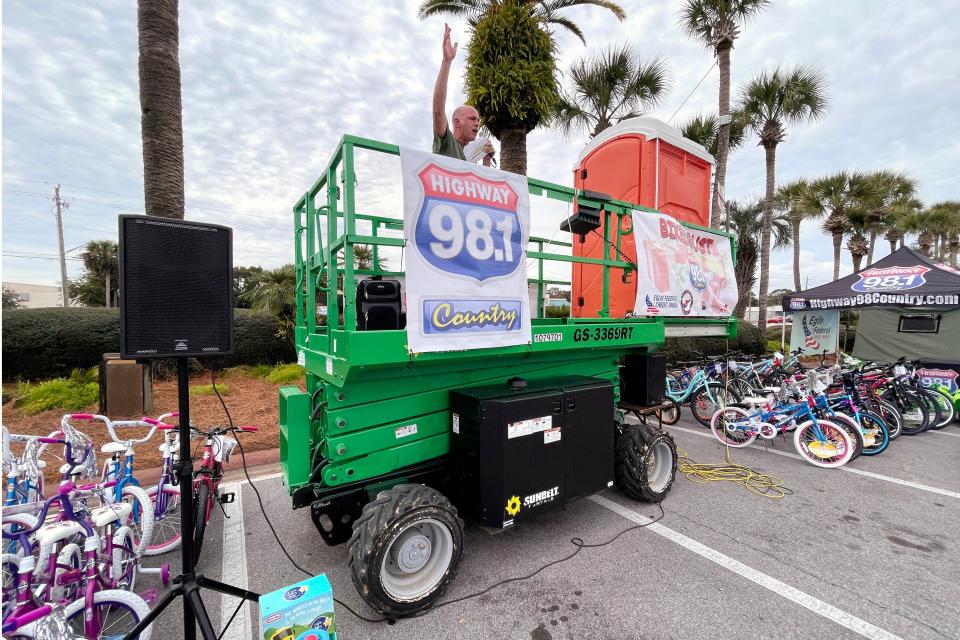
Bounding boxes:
[432,23,495,166]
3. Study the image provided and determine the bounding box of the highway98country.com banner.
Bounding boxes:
[400,148,532,354]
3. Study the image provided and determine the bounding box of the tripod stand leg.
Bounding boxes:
[186,584,218,640]
[199,575,261,603]
[122,583,183,639]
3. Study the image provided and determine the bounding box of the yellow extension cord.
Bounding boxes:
[671,341,789,500]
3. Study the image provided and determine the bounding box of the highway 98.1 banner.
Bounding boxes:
[631,211,737,317]
[400,148,531,354]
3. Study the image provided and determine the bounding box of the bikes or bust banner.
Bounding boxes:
[631,211,737,316]
[788,310,840,367]
[400,148,531,354]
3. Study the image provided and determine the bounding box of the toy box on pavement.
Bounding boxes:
[260,574,336,640]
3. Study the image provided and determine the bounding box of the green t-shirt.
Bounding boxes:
[432,127,465,161]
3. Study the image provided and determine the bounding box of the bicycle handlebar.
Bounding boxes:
[2,605,52,634]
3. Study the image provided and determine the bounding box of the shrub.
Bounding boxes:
[2,308,296,381]
[190,383,229,396]
[265,364,305,385]
[14,368,100,415]
[658,320,765,364]
[544,305,570,318]
[224,364,273,379]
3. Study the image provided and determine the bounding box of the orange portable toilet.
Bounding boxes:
[570,116,714,318]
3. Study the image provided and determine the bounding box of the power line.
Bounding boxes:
[668,60,718,124]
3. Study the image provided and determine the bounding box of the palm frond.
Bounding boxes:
[417,0,486,20]
[537,0,625,21]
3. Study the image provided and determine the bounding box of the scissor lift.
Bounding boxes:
[279,134,736,616]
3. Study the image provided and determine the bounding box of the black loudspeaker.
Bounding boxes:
[119,215,234,358]
[356,277,404,330]
[620,353,666,405]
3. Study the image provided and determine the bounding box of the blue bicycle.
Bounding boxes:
[666,358,741,427]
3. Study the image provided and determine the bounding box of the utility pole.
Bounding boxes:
[54,185,70,308]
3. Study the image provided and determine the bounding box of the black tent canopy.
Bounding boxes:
[782,247,960,312]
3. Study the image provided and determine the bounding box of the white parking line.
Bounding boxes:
[929,429,960,439]
[590,495,903,640]
[236,471,283,486]
[668,425,960,500]
[219,482,252,640]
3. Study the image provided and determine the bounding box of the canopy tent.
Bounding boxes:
[782,247,960,365]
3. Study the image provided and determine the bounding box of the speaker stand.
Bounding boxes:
[124,358,260,640]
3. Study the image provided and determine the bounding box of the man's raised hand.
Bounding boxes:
[443,23,458,62]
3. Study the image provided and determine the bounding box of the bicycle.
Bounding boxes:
[140,413,183,556]
[709,389,855,468]
[3,477,154,639]
[666,357,741,426]
[156,420,258,563]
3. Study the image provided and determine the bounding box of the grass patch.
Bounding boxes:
[265,364,305,385]
[224,364,273,379]
[766,339,786,353]
[191,383,230,396]
[14,368,99,416]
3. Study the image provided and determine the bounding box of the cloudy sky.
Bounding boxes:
[3,0,958,293]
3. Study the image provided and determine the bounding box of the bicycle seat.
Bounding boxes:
[101,442,127,454]
[90,502,132,528]
[59,463,83,475]
[35,520,84,548]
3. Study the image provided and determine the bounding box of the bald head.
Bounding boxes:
[451,105,480,146]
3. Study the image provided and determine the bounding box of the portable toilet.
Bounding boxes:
[571,116,714,318]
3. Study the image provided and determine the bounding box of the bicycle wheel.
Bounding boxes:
[875,400,903,440]
[110,526,138,592]
[119,485,154,556]
[62,589,153,640]
[690,382,741,427]
[858,411,890,456]
[884,389,928,435]
[925,387,956,428]
[2,553,19,617]
[144,484,182,556]
[914,388,942,431]
[710,405,757,448]
[793,419,854,468]
[52,542,82,603]
[656,398,682,426]
[192,482,210,565]
[826,413,863,462]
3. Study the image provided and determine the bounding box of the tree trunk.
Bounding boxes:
[105,272,111,308]
[889,239,897,254]
[867,229,876,266]
[138,0,185,219]
[710,45,732,229]
[832,231,843,280]
[498,128,527,176]
[792,219,802,291]
[757,143,776,328]
[950,234,959,268]
[851,253,863,273]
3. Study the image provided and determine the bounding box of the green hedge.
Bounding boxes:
[658,320,765,364]
[2,308,295,381]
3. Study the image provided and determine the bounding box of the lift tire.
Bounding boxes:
[615,424,677,503]
[348,483,464,617]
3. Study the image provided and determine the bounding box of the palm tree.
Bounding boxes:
[807,172,878,278]
[419,0,625,175]
[884,196,922,253]
[845,209,872,273]
[774,179,821,291]
[679,111,746,158]
[679,0,771,228]
[863,170,916,265]
[80,240,119,307]
[241,265,297,341]
[553,46,669,139]
[738,65,828,327]
[138,0,185,219]
[721,198,790,319]
[915,202,960,262]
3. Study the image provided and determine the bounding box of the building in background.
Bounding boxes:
[2,282,62,308]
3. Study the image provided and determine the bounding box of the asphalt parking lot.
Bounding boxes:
[139,416,960,640]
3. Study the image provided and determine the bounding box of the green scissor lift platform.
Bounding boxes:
[279,135,736,616]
